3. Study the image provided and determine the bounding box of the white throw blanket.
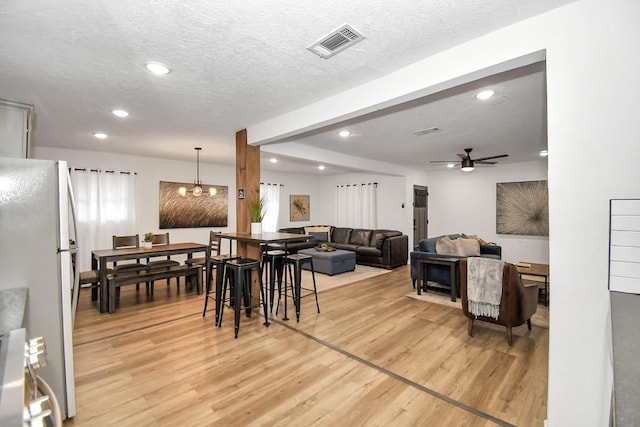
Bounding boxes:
[467,257,504,320]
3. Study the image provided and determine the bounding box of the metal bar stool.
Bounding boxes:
[203,254,239,324]
[282,253,320,322]
[217,258,269,338]
[261,245,287,313]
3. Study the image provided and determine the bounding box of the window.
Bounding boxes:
[260,182,281,232]
[335,183,377,228]
[70,168,136,270]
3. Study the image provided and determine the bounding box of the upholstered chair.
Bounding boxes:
[459,258,538,346]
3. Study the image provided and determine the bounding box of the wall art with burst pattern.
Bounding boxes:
[496,180,548,236]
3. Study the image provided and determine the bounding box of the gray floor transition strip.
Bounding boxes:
[272,318,515,427]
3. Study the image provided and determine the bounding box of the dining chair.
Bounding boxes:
[146,232,181,290]
[112,234,150,297]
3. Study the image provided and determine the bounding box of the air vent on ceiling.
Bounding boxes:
[307,24,365,59]
[413,127,440,136]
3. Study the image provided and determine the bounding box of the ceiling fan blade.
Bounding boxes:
[457,153,469,160]
[473,154,509,162]
[475,161,498,165]
[430,160,459,163]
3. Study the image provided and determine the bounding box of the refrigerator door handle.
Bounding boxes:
[65,168,81,327]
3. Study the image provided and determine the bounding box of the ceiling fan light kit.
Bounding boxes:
[430,147,508,172]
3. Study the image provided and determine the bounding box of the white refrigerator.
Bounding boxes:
[0,157,78,419]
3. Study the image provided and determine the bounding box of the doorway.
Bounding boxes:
[413,185,428,245]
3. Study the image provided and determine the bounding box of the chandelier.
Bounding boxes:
[179,147,217,197]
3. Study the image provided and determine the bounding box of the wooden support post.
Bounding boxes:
[236,129,262,308]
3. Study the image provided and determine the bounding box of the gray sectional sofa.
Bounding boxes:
[278,225,408,269]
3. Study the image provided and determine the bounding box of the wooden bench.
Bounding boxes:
[107,264,202,313]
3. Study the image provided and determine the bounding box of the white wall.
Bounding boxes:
[33,146,238,259]
[261,169,411,237]
[259,170,325,228]
[428,160,548,264]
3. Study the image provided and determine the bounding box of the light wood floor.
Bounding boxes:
[68,265,548,427]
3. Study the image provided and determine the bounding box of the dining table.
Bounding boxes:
[91,242,209,313]
[215,231,312,320]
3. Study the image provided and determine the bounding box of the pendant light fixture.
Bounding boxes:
[179,147,217,197]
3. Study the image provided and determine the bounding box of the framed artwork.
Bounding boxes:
[496,180,549,236]
[159,181,228,228]
[290,194,310,221]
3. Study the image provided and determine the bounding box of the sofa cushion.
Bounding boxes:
[454,237,481,256]
[309,231,329,242]
[332,228,352,244]
[372,230,402,249]
[356,246,382,257]
[305,226,332,242]
[332,242,358,251]
[419,236,441,253]
[350,229,373,246]
[435,236,457,255]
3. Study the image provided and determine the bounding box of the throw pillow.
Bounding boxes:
[419,236,440,253]
[454,238,481,256]
[304,226,331,242]
[435,235,457,255]
[309,231,328,242]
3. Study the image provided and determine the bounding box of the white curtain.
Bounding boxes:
[70,168,137,271]
[335,183,377,228]
[260,182,281,232]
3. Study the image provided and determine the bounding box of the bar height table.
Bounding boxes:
[216,232,311,321]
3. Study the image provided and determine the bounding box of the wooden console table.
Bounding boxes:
[516,262,550,306]
[417,257,460,302]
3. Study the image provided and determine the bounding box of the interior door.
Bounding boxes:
[413,185,429,245]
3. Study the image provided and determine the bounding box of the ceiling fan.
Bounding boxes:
[430,148,508,172]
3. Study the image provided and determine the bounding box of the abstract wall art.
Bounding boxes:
[159,181,228,228]
[496,180,549,236]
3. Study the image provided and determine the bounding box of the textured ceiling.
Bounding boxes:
[0,0,574,173]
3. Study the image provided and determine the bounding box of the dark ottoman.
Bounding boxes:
[298,248,356,276]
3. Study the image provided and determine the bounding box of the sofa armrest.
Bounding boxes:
[383,234,408,268]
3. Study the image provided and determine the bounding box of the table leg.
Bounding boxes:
[96,256,108,313]
[450,263,456,302]
[545,277,549,306]
[417,262,424,295]
[283,263,290,321]
[295,261,302,322]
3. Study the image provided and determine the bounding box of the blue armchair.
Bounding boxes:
[410,234,502,288]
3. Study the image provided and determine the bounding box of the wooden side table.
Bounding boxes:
[516,262,550,306]
[417,257,460,302]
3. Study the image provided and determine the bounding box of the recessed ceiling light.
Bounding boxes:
[93,132,108,139]
[112,109,129,118]
[318,165,325,170]
[539,149,549,157]
[447,163,456,168]
[269,158,278,163]
[145,62,170,75]
[475,90,495,100]
[338,130,351,138]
